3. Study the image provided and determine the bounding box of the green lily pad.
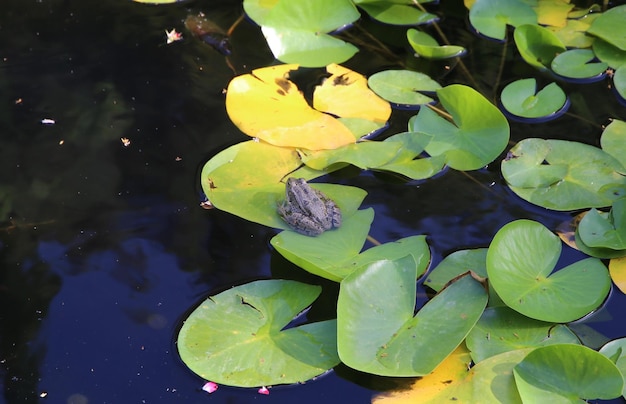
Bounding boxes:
[500,78,567,120]
[593,38,626,69]
[338,264,487,376]
[574,227,626,259]
[377,131,447,179]
[300,131,446,180]
[486,219,611,323]
[201,141,367,230]
[409,84,510,171]
[271,209,374,281]
[254,0,360,67]
[242,0,276,25]
[354,0,438,26]
[548,18,595,49]
[424,248,506,307]
[551,49,608,80]
[514,24,567,70]
[406,29,466,59]
[502,138,626,210]
[300,141,403,171]
[577,197,626,250]
[367,70,441,108]
[615,65,626,103]
[514,344,624,401]
[600,119,626,171]
[469,0,537,41]
[587,4,626,51]
[599,337,626,399]
[271,212,430,282]
[336,235,430,280]
[466,307,580,363]
[424,248,488,292]
[177,280,339,387]
[261,27,358,67]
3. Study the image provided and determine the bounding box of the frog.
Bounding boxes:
[277,178,342,236]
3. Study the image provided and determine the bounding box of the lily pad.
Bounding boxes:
[354,0,438,26]
[242,0,278,25]
[299,131,446,180]
[615,66,626,104]
[338,264,487,376]
[600,119,626,171]
[424,248,488,292]
[469,0,537,41]
[424,248,506,307]
[201,141,367,230]
[367,70,441,108]
[371,345,473,403]
[378,131,447,180]
[255,0,360,66]
[406,29,466,59]
[486,219,611,323]
[514,24,567,70]
[514,344,624,401]
[577,197,626,250]
[533,0,573,28]
[313,64,391,124]
[551,49,608,82]
[409,84,510,171]
[466,307,580,363]
[502,138,626,210]
[226,64,356,150]
[261,27,358,67]
[587,4,626,51]
[177,279,339,387]
[375,348,531,403]
[271,213,431,282]
[593,38,626,69]
[300,141,403,171]
[500,78,568,122]
[270,209,374,281]
[609,257,626,294]
[549,18,595,49]
[599,337,626,398]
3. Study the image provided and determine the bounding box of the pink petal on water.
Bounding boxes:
[202,381,218,393]
[258,386,270,395]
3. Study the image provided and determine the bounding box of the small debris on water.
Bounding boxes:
[202,381,218,394]
[165,28,183,44]
[41,118,55,125]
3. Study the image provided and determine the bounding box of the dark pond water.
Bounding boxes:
[2,0,626,403]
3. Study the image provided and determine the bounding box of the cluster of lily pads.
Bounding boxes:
[171,0,626,402]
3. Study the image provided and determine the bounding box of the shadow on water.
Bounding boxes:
[1,0,626,403]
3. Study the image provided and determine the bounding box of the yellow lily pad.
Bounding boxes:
[374,347,531,403]
[225,64,356,150]
[609,256,626,294]
[534,0,574,28]
[313,63,391,123]
[373,344,472,403]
